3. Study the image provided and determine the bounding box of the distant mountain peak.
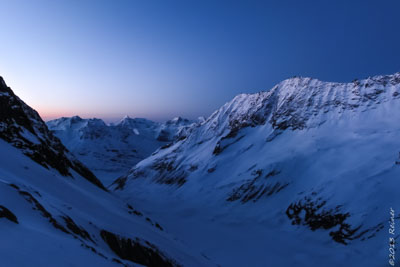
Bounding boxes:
[166,116,192,125]
[171,116,183,122]
[202,72,400,138]
[70,115,83,121]
[47,114,195,183]
[117,116,153,126]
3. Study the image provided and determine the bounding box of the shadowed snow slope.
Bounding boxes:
[47,115,194,185]
[0,76,212,267]
[112,73,400,267]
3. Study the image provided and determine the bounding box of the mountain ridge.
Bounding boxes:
[0,75,212,267]
[0,76,106,190]
[199,72,400,137]
[47,114,195,184]
[111,72,400,267]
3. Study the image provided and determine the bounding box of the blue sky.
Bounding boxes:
[1,0,399,122]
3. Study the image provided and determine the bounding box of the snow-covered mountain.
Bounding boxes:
[0,79,105,191]
[112,73,400,266]
[47,115,194,185]
[0,76,212,267]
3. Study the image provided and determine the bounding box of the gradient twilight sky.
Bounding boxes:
[1,0,399,122]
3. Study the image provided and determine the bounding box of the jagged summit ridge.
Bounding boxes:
[113,72,400,189]
[112,73,400,266]
[199,72,400,139]
[47,114,195,184]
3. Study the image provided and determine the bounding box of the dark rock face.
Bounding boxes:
[9,184,98,246]
[16,188,69,234]
[213,134,245,156]
[0,205,18,224]
[137,156,187,186]
[62,215,94,242]
[100,230,180,267]
[0,76,106,191]
[156,129,171,142]
[112,157,188,189]
[227,169,289,203]
[286,195,383,245]
[111,176,128,190]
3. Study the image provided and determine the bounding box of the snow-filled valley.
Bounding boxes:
[46,116,194,185]
[1,73,400,266]
[0,76,211,267]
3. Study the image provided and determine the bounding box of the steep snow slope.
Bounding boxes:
[0,78,105,190]
[47,116,193,185]
[0,76,212,267]
[112,73,400,267]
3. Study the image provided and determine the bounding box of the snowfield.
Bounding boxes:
[0,76,212,267]
[112,73,400,267]
[47,116,194,185]
[1,72,400,266]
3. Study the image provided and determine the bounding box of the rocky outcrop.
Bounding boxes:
[0,76,106,191]
[100,230,181,267]
[286,194,384,245]
[0,205,18,224]
[227,169,289,203]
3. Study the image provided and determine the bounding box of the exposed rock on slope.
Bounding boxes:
[0,76,212,267]
[0,77,105,190]
[112,73,400,267]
